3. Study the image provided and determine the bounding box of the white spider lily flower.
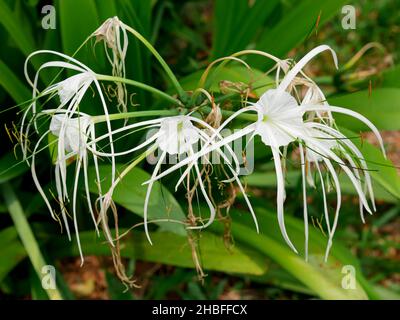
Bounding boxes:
[251,89,307,253]
[156,117,200,155]
[21,62,88,159]
[276,45,338,95]
[279,45,338,125]
[50,113,92,153]
[22,50,118,264]
[145,90,302,253]
[151,87,385,259]
[253,89,305,148]
[56,72,95,106]
[22,50,116,189]
[297,104,385,259]
[94,114,258,244]
[29,110,109,265]
[146,45,385,260]
[23,50,117,182]
[149,116,256,237]
[252,84,385,259]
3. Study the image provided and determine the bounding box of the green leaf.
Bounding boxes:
[376,64,400,88]
[329,89,400,131]
[0,59,31,104]
[88,165,187,236]
[96,0,117,21]
[249,0,347,69]
[57,0,99,55]
[211,209,375,300]
[118,0,152,38]
[211,0,279,58]
[373,285,400,300]
[180,66,274,96]
[249,263,315,296]
[0,241,26,284]
[0,226,27,283]
[0,1,36,56]
[0,226,18,245]
[117,0,153,105]
[106,271,133,300]
[0,153,29,184]
[1,183,63,300]
[212,0,247,59]
[50,230,268,276]
[245,170,398,204]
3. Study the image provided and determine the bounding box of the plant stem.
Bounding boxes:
[94,73,276,124]
[200,106,258,121]
[113,146,157,187]
[95,74,183,107]
[122,24,187,101]
[92,110,179,123]
[92,106,258,125]
[1,183,63,300]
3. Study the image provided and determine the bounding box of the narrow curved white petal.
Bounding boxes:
[89,125,105,223]
[271,147,298,253]
[208,106,258,141]
[186,147,216,230]
[302,105,386,157]
[309,122,376,211]
[54,162,71,240]
[31,130,57,220]
[312,154,332,234]
[143,150,166,245]
[320,157,342,261]
[306,137,371,212]
[277,45,338,94]
[72,157,84,265]
[157,116,200,155]
[298,144,309,261]
[24,50,92,88]
[144,125,255,185]
[88,118,163,145]
[231,168,259,233]
[82,152,100,236]
[88,131,160,157]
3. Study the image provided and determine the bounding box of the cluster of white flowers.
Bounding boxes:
[142,45,385,260]
[22,50,117,263]
[21,17,385,265]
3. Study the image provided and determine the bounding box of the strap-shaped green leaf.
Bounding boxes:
[49,230,268,276]
[329,89,400,131]
[1,183,63,300]
[249,0,347,69]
